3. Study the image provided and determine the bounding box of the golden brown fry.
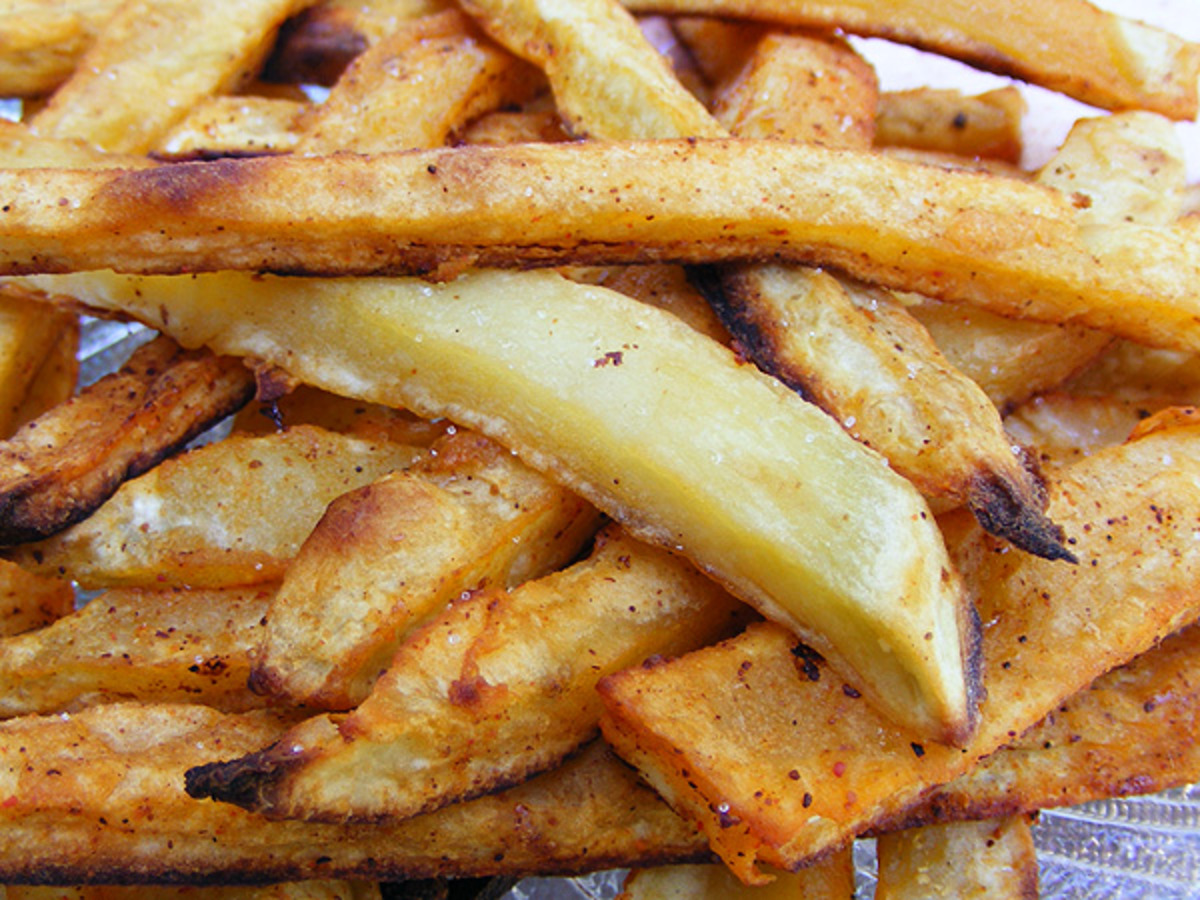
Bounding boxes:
[890,622,1200,830]
[0,0,124,97]
[30,0,317,153]
[581,264,730,342]
[156,96,308,159]
[5,885,381,900]
[0,705,708,882]
[0,335,254,546]
[875,87,1025,164]
[599,417,1200,882]
[0,119,154,170]
[0,288,79,440]
[458,0,720,139]
[19,267,977,744]
[618,847,854,899]
[1065,338,1200,407]
[0,559,74,638]
[296,9,543,154]
[252,429,601,709]
[618,0,1200,119]
[1003,392,1155,470]
[457,107,568,144]
[189,525,750,822]
[0,584,275,718]
[875,815,1038,900]
[5,424,427,589]
[5,141,1199,353]
[9,312,79,430]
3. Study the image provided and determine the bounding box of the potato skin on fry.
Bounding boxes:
[0,335,255,546]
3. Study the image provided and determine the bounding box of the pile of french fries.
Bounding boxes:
[0,0,1196,896]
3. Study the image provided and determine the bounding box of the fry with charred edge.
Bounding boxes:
[874,815,1038,900]
[252,429,601,709]
[598,417,1200,882]
[3,141,1200,354]
[0,705,708,882]
[882,621,1200,831]
[3,424,429,589]
[0,335,254,546]
[0,584,276,718]
[30,0,319,154]
[188,525,750,822]
[618,847,854,899]
[618,0,1200,120]
[17,267,978,744]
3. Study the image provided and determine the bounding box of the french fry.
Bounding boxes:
[0,0,123,97]
[875,87,1025,164]
[3,885,381,900]
[4,424,427,589]
[252,429,601,709]
[618,847,854,899]
[156,96,309,160]
[0,584,275,718]
[189,525,751,822]
[8,312,78,430]
[457,107,568,145]
[4,140,1200,355]
[887,622,1200,830]
[0,120,153,170]
[0,560,74,639]
[231,384,451,444]
[0,289,79,440]
[0,705,708,882]
[0,335,255,546]
[16,267,978,744]
[618,0,1200,119]
[30,0,318,154]
[599,415,1200,882]
[874,815,1038,900]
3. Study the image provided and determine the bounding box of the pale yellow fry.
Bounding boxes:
[618,847,854,899]
[0,119,153,170]
[0,289,77,439]
[618,0,1200,119]
[875,816,1038,900]
[460,0,719,138]
[5,425,427,589]
[3,140,1199,353]
[16,267,976,744]
[157,96,308,159]
[9,312,78,429]
[31,0,318,152]
[0,0,124,97]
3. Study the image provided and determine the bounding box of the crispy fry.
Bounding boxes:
[156,96,308,159]
[599,417,1200,882]
[618,847,854,899]
[4,141,1200,354]
[618,0,1200,119]
[875,87,1025,164]
[189,525,750,821]
[252,429,601,709]
[874,815,1038,900]
[0,0,123,97]
[457,107,568,145]
[0,559,74,638]
[0,335,255,546]
[0,119,153,170]
[0,288,79,440]
[18,267,978,743]
[9,312,79,429]
[0,584,275,717]
[4,424,427,589]
[4,885,381,900]
[0,706,708,882]
[231,384,450,444]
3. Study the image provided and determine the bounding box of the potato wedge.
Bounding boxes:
[30,0,318,153]
[4,141,1200,354]
[19,267,977,744]
[252,428,601,709]
[188,525,749,821]
[5,424,427,589]
[0,584,275,717]
[599,415,1200,881]
[875,815,1038,900]
[0,335,255,546]
[618,0,1200,119]
[0,705,708,882]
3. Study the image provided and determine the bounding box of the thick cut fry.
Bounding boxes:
[30,0,318,153]
[618,847,854,899]
[0,120,153,170]
[21,267,977,744]
[189,526,749,822]
[875,87,1025,164]
[4,141,1200,353]
[580,264,730,343]
[459,0,719,139]
[0,584,275,717]
[889,622,1200,830]
[1003,392,1151,470]
[8,312,78,430]
[156,96,308,159]
[0,335,255,546]
[0,289,79,440]
[0,705,708,882]
[0,559,73,638]
[4,424,427,589]
[599,418,1200,882]
[1065,338,1200,406]
[457,107,568,145]
[618,0,1200,119]
[4,885,381,900]
[253,429,601,709]
[0,0,123,97]
[296,10,544,154]
[874,816,1038,900]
